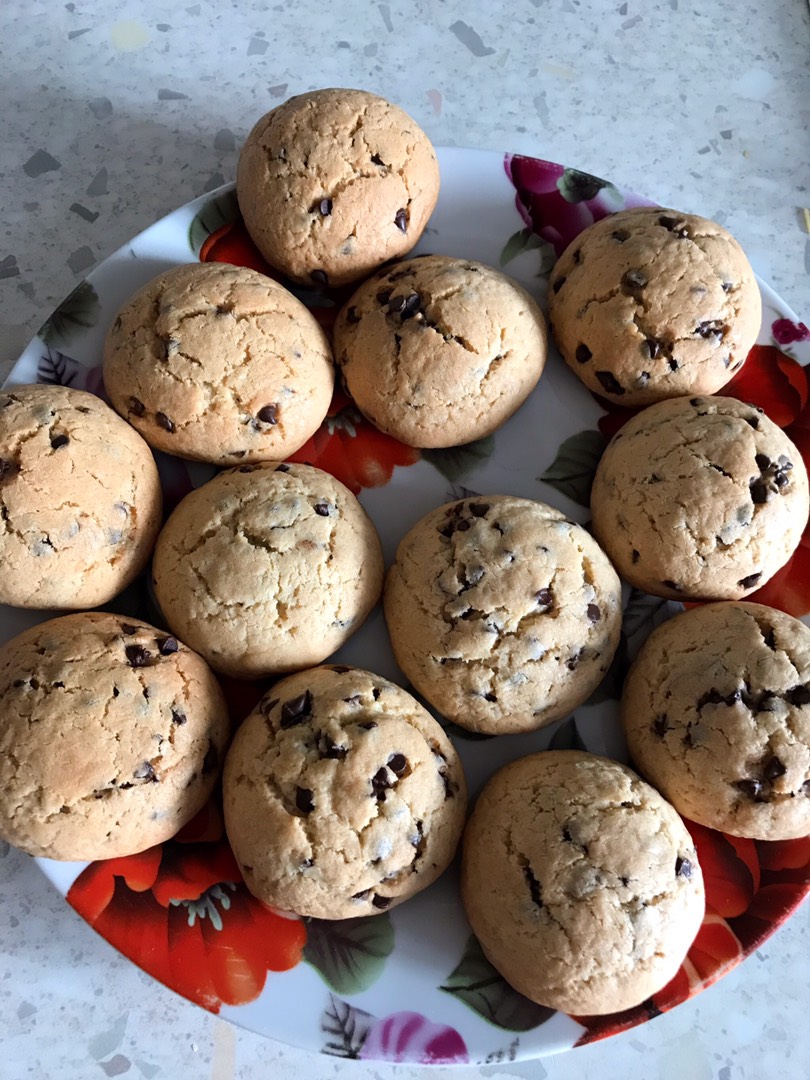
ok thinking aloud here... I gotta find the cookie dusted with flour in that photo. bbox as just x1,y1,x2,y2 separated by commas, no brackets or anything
0,384,161,609
384,497,622,734
236,88,440,287
591,396,809,600
548,206,761,406
622,602,810,840
0,613,230,861
461,751,705,1015
333,255,548,448
103,263,334,464
223,665,466,918
152,462,384,679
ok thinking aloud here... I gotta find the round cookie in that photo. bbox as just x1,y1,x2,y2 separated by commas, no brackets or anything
0,384,162,609
236,88,440,288
223,665,467,919
548,206,762,406
461,750,705,1015
622,602,810,840
384,496,622,734
103,262,334,464
333,255,548,448
590,395,809,600
0,612,230,861
152,462,384,679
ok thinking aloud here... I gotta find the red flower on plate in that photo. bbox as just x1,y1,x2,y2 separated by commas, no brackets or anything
723,344,809,427
67,802,306,1013
287,389,421,495
772,318,810,345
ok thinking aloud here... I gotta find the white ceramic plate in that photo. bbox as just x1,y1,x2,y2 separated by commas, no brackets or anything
6,147,810,1065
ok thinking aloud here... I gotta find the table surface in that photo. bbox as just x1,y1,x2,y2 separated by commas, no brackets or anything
2,2,809,1078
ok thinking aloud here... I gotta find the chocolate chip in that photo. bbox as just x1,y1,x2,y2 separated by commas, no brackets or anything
786,685,810,706
523,864,543,907
552,276,566,293
171,708,186,725
313,502,330,516
755,454,771,470
372,687,381,701
346,305,360,324
371,767,391,801
675,856,692,878
202,743,218,774
280,690,313,728
372,894,392,909
394,208,408,232
388,753,408,775
643,338,663,360
587,603,601,622
52,681,64,689
632,549,640,564
535,588,553,609
162,337,180,359
750,479,769,504
662,579,680,592
566,648,584,671
611,229,630,242
370,152,385,166
668,357,679,371
695,320,726,340
320,733,347,760
738,572,762,589
158,637,179,655
50,433,69,450
439,768,454,798
276,463,291,472
257,403,278,425
621,268,647,291
468,502,490,517
357,719,377,729
155,412,174,433
310,269,328,285
575,343,592,363
596,370,624,395
319,198,332,216
121,623,139,635
736,778,763,799
483,692,497,702
112,686,120,698
653,714,669,737
133,761,157,782
455,518,471,532
125,644,153,668
377,287,392,306
659,215,689,237
260,697,280,716
28,677,39,690
352,888,372,901
331,665,351,674
636,371,650,388
762,627,777,650
129,397,145,416
295,786,314,814
573,248,582,264
298,858,313,870
764,756,787,780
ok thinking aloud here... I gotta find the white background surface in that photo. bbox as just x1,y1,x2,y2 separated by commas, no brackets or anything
1,2,809,1078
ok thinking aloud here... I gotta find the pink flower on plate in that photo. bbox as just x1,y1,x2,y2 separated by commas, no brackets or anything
772,318,810,345
359,1011,469,1064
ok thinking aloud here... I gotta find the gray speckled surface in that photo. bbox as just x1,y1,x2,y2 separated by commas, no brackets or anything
1,1,809,1078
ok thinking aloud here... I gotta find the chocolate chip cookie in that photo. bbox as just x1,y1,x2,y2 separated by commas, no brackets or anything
461,750,705,1015
222,665,467,918
0,612,230,860
332,255,547,448
590,395,809,600
548,206,761,406
152,462,384,679
383,496,622,734
236,88,440,287
622,602,810,840
103,262,334,464
0,384,162,609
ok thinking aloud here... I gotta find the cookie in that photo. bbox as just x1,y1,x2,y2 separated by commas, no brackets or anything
152,462,384,679
461,750,705,1015
236,88,440,288
590,395,809,600
103,262,334,464
622,602,810,840
223,665,467,919
0,612,230,861
333,255,548,448
384,496,622,734
548,206,761,406
0,384,161,609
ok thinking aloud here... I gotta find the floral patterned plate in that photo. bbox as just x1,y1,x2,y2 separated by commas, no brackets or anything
6,148,810,1066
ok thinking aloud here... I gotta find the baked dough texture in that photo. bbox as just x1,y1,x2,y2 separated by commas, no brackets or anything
461,750,705,1015
223,664,467,918
622,602,810,840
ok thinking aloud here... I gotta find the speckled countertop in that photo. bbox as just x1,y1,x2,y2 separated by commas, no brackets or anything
1,2,809,1078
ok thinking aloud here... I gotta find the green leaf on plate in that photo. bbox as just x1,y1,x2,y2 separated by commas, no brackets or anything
38,281,100,346
585,632,630,706
439,935,555,1031
538,429,606,507
548,715,587,751
304,913,394,994
556,167,617,204
422,434,495,482
188,188,241,255
320,994,374,1059
621,587,683,644
499,227,543,267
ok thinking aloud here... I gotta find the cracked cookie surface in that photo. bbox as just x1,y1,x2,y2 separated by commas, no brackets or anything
591,395,809,600
548,206,761,406
236,88,440,287
460,750,705,1014
333,255,548,448
0,384,162,609
383,496,622,734
222,664,467,918
152,462,384,679
0,612,230,860
622,602,810,840
103,262,334,464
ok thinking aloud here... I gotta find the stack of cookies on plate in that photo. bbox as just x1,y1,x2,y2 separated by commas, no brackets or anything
0,86,807,1020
